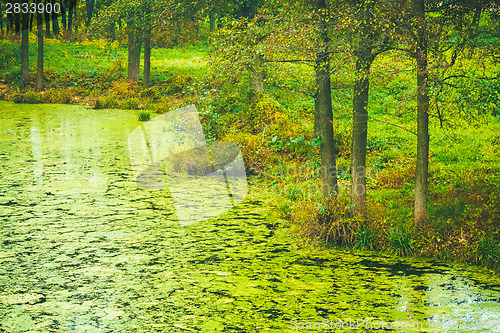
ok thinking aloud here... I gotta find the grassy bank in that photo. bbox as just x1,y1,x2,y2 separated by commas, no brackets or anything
0,38,206,113
1,36,500,272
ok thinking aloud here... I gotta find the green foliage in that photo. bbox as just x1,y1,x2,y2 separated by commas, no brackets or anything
271,135,321,157
122,97,140,109
387,225,414,256
355,225,375,251
164,71,195,95
248,94,281,124
199,105,225,141
24,91,41,104
311,196,360,246
138,110,151,121
477,235,500,268
140,87,162,101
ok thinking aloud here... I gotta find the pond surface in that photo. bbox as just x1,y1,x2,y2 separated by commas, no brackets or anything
1,101,500,332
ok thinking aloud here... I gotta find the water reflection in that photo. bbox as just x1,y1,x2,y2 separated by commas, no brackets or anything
27,110,109,194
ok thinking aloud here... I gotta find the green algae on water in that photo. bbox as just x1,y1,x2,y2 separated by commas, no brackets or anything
1,101,500,332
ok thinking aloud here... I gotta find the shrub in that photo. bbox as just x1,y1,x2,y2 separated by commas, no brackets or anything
387,225,414,256
12,92,26,103
140,87,162,101
25,91,41,104
149,101,170,114
292,195,359,246
477,235,500,268
245,93,282,130
355,225,376,250
120,97,140,110
199,105,225,141
111,80,137,98
165,72,195,95
97,94,118,109
103,59,125,82
138,110,151,121
42,89,74,104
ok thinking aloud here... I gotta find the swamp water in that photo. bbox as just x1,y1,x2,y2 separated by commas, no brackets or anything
1,101,500,332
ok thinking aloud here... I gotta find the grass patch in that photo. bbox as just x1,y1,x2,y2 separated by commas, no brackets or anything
138,110,151,121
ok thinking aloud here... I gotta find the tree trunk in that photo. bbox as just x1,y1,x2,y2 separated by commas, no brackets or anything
143,30,151,88
209,11,216,33
413,0,429,228
314,0,337,198
52,0,59,36
68,0,75,30
351,58,373,217
127,29,141,82
36,0,44,91
14,12,21,36
351,4,375,218
6,12,12,33
61,0,67,30
249,58,264,104
86,0,95,27
21,3,30,87
44,0,51,37
30,13,34,31
109,21,116,40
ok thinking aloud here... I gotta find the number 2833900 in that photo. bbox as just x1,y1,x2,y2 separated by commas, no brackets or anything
5,2,61,14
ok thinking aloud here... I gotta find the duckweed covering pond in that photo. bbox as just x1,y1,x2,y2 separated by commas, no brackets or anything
1,101,500,332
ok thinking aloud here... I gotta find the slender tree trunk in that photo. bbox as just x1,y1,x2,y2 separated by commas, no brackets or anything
209,11,216,33
0,2,3,34
44,0,51,37
30,13,34,31
314,0,337,198
127,29,141,82
52,0,59,36
36,0,44,91
61,0,67,30
68,0,75,30
14,13,21,36
143,30,151,88
413,0,429,228
351,58,373,217
6,12,12,33
86,0,95,27
109,21,116,40
21,2,30,87
351,4,375,218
